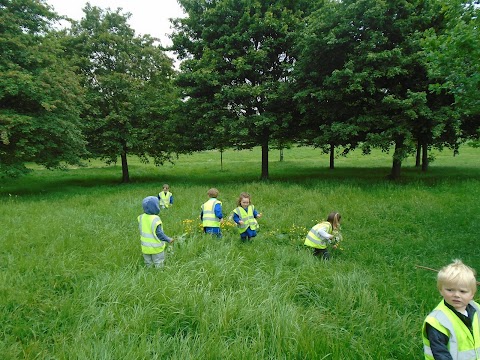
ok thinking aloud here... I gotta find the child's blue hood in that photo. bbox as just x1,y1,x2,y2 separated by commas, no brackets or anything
142,196,160,215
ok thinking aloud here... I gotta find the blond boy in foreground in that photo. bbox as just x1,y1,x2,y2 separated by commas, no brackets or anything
422,259,480,360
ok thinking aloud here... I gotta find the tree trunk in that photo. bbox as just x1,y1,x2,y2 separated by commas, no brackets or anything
329,143,335,169
391,157,402,179
421,143,429,172
389,141,403,180
220,149,223,171
415,142,421,167
279,148,284,162
261,130,269,180
121,151,129,183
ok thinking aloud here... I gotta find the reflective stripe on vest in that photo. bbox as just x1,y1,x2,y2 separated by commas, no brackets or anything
304,221,332,249
138,214,166,254
159,191,172,208
233,206,257,234
422,301,480,360
202,199,221,227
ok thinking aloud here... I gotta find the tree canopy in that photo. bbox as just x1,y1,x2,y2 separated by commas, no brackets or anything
65,4,177,182
0,0,86,177
171,0,310,179
422,0,480,147
423,0,480,117
1,0,478,180
294,0,459,178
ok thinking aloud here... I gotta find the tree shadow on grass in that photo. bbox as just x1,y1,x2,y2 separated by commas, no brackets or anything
1,163,479,198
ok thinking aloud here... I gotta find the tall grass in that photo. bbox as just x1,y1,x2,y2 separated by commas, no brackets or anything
1,146,479,359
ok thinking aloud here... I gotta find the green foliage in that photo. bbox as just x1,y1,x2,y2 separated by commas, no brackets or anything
0,0,87,177
1,146,479,358
172,0,310,179
64,5,177,182
293,0,459,178
2,0,478,185
422,0,480,118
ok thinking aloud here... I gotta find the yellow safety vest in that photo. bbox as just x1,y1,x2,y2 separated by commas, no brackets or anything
233,205,258,234
201,198,221,228
137,214,166,254
304,221,332,249
159,191,172,208
422,300,480,360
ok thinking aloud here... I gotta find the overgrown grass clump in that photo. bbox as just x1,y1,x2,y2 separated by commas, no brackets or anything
1,146,479,359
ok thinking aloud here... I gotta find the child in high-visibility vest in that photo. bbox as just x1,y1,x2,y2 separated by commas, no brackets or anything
200,188,224,237
157,183,173,209
138,196,174,267
232,192,262,242
422,259,480,360
304,212,341,260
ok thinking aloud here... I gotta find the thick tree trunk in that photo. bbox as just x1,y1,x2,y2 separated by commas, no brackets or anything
121,151,129,183
421,143,429,172
391,157,402,179
389,141,403,179
329,143,335,169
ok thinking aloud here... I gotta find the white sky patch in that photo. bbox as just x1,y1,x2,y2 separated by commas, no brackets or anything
45,0,185,48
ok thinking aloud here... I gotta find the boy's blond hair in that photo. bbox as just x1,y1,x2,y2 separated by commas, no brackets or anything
437,259,477,294
207,188,219,198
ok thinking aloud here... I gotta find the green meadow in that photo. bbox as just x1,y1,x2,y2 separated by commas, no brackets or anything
1,146,479,359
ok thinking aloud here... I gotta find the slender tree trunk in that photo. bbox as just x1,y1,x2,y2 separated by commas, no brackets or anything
415,142,421,167
421,143,429,172
279,148,284,162
121,151,129,183
261,130,269,180
220,149,223,171
329,143,335,169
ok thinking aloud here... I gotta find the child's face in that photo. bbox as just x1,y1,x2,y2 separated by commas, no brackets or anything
163,186,169,191
240,197,250,207
439,283,474,313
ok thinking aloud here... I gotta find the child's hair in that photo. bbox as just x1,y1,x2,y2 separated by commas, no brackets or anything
327,212,341,229
437,259,477,294
237,192,251,206
207,188,219,198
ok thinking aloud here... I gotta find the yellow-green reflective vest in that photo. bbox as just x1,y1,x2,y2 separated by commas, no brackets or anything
233,205,258,234
201,198,221,227
304,221,332,249
422,300,480,360
137,214,166,254
159,191,172,208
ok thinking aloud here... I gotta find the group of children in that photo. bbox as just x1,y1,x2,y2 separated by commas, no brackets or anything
138,185,479,360
199,188,263,241
138,186,262,268
138,185,341,265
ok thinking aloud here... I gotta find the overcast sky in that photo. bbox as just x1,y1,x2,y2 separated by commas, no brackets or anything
45,0,185,47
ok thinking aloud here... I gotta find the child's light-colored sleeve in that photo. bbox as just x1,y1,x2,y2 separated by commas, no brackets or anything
316,228,332,240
